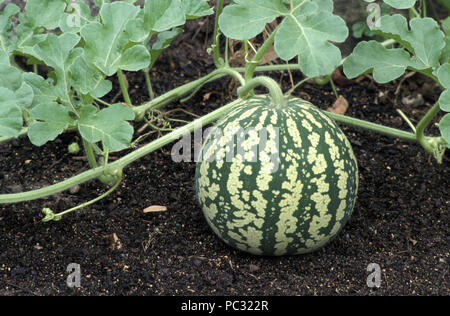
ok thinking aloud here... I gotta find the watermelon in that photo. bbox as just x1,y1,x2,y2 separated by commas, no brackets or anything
195,95,358,256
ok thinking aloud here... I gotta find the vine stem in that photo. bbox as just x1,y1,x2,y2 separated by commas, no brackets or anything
0,99,243,204
410,5,422,18
238,76,286,108
213,0,225,68
323,111,418,142
117,68,132,106
286,77,311,96
134,67,245,119
49,176,122,221
83,139,98,169
181,67,245,104
421,0,427,17
415,103,441,153
329,75,338,99
83,139,115,184
245,29,278,82
397,109,416,133
143,68,155,100
93,97,112,107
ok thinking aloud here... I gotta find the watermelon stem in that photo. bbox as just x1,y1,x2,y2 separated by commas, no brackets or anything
117,68,132,106
134,67,245,120
237,76,286,108
212,0,226,68
324,110,418,142
415,102,442,154
244,29,278,82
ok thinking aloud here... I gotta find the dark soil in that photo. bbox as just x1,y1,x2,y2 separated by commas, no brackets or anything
0,7,449,296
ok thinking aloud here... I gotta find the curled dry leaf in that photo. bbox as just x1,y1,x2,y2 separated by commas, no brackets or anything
143,205,168,213
327,95,349,115
332,68,354,87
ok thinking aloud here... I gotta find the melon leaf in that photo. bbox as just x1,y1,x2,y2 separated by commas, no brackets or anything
343,41,413,83
373,15,445,71
69,51,113,99
0,87,23,138
440,114,450,148
30,33,81,105
28,102,74,146
383,0,416,9
436,63,450,112
218,0,348,77
0,3,19,56
81,2,150,76
77,104,135,152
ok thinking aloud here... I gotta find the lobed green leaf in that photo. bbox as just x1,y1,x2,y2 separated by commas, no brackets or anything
81,2,150,76
23,72,65,108
77,104,135,152
343,40,413,83
182,0,214,19
0,51,8,65
23,0,67,30
436,63,450,111
0,87,23,138
28,102,74,146
374,15,445,71
0,63,34,110
383,0,416,9
441,17,450,64
69,51,113,98
440,114,450,147
0,3,19,56
144,0,186,33
12,0,66,56
219,0,348,77
219,0,288,40
31,33,81,104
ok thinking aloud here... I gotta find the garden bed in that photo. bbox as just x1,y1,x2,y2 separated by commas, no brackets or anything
0,14,449,295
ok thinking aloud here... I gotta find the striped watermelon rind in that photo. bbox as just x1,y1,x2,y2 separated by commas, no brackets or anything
195,95,359,256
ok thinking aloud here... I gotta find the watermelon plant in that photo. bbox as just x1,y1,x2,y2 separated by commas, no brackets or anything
0,0,448,255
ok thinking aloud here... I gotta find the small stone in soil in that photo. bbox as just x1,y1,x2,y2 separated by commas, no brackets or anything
69,185,80,194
